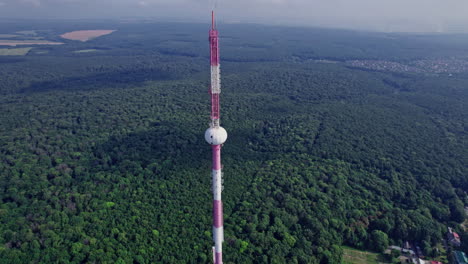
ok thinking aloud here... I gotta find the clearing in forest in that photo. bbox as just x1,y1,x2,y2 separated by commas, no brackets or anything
0,47,32,56
60,30,116,42
342,247,391,264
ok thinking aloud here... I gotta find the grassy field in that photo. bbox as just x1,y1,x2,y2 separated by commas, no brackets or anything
0,40,63,46
16,30,37,35
0,34,19,38
0,47,32,56
73,49,99,53
34,50,49,54
60,30,116,41
342,247,392,264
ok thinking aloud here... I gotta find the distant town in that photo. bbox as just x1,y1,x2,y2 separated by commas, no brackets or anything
346,59,468,75
385,226,467,264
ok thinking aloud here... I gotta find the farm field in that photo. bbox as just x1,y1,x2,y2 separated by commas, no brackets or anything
16,30,38,35
0,34,19,38
342,247,391,264
60,30,116,41
0,40,63,46
0,47,32,56
73,49,99,53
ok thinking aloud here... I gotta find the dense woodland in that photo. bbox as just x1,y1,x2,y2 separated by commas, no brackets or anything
0,20,467,263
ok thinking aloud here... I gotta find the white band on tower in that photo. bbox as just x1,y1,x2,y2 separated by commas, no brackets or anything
211,65,221,94
212,169,222,200
213,226,224,245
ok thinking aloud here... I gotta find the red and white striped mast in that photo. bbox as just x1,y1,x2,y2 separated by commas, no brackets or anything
204,10,227,264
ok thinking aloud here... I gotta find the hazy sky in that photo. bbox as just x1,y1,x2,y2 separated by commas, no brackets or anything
1,0,468,32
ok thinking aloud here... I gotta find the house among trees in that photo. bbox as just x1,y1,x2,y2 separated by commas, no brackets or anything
398,256,411,263
448,227,462,247
454,251,468,264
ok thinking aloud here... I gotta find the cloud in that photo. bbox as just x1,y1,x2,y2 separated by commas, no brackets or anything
0,2,5,6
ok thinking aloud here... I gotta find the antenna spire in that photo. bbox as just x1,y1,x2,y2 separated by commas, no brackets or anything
212,10,215,30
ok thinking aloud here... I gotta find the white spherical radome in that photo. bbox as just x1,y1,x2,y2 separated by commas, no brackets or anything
205,126,228,145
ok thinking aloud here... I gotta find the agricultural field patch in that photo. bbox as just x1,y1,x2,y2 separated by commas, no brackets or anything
0,40,64,46
0,34,19,38
60,30,116,42
16,30,38,36
342,247,391,264
0,47,32,56
73,49,99,53
34,50,49,54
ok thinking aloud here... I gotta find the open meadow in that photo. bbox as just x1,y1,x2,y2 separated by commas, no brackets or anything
0,47,32,56
0,34,19,38
60,30,116,41
0,40,63,46
342,247,391,264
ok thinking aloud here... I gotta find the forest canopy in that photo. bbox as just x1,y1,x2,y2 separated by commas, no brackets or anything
0,20,467,263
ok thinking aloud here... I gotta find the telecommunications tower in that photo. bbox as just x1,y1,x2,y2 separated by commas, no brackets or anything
204,10,227,264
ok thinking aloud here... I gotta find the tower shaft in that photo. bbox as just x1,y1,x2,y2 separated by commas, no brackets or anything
208,10,224,264
212,145,223,264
